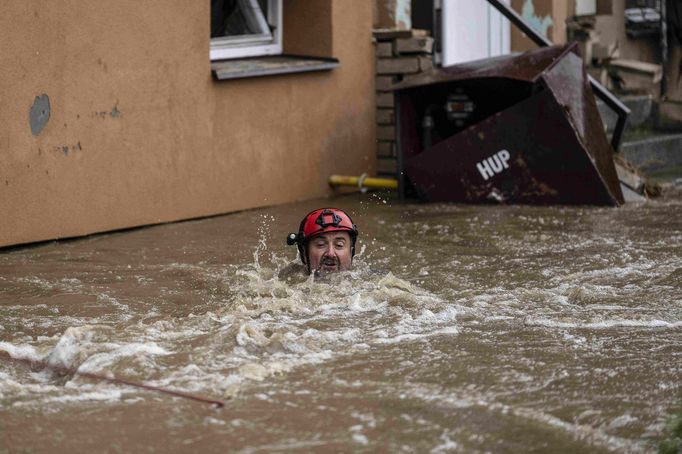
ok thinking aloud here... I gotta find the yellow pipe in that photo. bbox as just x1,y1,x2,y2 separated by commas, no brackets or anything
329,174,398,190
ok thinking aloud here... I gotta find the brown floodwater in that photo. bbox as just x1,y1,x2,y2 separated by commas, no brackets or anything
1,190,681,453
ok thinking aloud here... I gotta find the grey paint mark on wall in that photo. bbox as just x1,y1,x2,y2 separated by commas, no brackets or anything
57,141,82,156
94,104,122,119
30,94,51,136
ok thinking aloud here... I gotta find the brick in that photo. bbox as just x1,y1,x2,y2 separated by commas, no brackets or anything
597,0,612,14
377,141,395,157
401,73,421,84
376,42,393,58
377,157,398,175
377,57,420,75
373,28,430,40
418,55,433,72
396,37,434,54
373,29,413,40
376,109,394,125
377,125,395,141
376,92,394,108
375,76,396,91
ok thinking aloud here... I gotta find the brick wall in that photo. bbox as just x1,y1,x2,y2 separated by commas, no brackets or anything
373,29,434,177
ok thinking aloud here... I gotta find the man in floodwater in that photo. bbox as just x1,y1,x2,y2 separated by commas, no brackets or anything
286,208,358,276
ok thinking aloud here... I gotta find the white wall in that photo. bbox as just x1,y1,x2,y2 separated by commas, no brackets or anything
441,0,511,66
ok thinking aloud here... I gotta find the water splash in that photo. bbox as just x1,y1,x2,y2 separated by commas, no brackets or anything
0,244,452,408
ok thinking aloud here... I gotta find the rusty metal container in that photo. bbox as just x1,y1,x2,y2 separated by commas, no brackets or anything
392,44,624,205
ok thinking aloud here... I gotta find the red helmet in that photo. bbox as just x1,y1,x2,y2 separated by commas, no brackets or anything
286,208,358,266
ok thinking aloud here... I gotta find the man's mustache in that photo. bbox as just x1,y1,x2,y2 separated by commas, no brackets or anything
313,255,340,277
321,256,339,266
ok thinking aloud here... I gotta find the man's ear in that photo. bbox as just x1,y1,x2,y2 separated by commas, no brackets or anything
298,243,307,265
303,247,311,272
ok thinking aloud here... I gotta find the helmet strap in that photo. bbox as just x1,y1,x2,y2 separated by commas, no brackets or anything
315,209,343,229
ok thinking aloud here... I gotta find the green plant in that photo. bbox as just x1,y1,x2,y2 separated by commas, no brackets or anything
659,400,682,454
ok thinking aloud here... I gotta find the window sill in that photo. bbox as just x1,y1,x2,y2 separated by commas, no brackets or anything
211,54,340,81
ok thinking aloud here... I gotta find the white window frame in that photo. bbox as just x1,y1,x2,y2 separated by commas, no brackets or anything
210,0,283,61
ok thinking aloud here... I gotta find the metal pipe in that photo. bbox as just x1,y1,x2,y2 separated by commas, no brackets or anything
485,0,631,151
396,95,406,200
661,0,669,98
329,174,398,190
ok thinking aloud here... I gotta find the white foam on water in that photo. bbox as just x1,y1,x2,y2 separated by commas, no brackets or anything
16,276,59,291
525,317,682,329
583,304,632,311
0,323,174,406
12,389,123,406
45,327,94,370
374,333,426,344
3,246,458,407
204,416,226,426
15,275,87,295
2,303,50,311
430,431,460,453
487,403,647,453
0,341,42,362
398,382,647,453
97,293,130,313
76,342,170,374
373,325,458,345
0,372,52,402
550,259,667,287
351,433,369,445
603,413,639,431
234,439,330,453
149,257,460,399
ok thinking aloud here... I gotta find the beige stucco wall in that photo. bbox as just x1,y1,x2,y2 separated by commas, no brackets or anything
0,0,376,247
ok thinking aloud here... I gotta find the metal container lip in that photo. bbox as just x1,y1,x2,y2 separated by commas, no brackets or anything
390,44,578,92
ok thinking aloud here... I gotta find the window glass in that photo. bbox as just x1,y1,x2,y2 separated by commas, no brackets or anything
211,0,270,39
210,0,282,60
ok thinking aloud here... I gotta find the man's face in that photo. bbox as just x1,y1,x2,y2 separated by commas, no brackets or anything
306,231,353,274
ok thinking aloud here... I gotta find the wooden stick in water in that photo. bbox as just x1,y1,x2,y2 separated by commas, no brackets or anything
0,351,226,408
